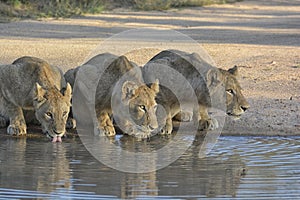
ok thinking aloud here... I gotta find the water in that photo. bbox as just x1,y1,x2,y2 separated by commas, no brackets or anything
0,133,300,199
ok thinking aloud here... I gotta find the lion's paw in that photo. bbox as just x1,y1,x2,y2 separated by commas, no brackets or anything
198,118,219,131
160,120,173,135
160,118,173,135
66,118,76,129
174,111,193,122
7,124,27,136
99,125,116,137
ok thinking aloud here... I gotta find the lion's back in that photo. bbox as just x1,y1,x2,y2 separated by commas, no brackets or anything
12,56,66,90
0,56,67,109
144,49,249,118
65,53,143,111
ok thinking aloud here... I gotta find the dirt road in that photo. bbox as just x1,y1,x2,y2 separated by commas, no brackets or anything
0,0,299,135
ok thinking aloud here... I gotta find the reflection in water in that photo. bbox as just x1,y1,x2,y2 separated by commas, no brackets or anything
0,137,71,194
156,133,246,198
0,133,300,199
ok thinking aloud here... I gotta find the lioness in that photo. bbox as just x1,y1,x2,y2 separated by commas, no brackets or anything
143,49,249,134
0,56,72,142
65,53,159,139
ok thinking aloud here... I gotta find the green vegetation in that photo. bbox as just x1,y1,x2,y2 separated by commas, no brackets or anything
0,0,106,19
0,0,242,19
132,0,243,11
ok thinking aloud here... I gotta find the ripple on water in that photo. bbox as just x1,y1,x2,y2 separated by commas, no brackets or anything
0,135,300,199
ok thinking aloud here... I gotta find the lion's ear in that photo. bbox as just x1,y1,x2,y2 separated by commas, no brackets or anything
151,79,159,94
206,69,222,89
228,66,238,76
34,83,46,103
122,81,138,103
63,83,72,101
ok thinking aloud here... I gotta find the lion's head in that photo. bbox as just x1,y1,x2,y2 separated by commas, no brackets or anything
33,83,72,142
220,66,250,116
118,80,159,138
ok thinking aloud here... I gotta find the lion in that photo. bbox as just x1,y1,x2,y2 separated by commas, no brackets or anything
64,53,159,139
0,56,72,142
143,49,250,134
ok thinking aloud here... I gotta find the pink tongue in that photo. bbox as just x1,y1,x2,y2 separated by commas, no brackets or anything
52,136,62,143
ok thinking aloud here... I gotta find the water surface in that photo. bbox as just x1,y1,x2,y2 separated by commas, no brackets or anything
0,133,300,199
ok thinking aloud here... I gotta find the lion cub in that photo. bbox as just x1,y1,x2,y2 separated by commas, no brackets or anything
65,53,159,139
0,56,72,142
143,49,249,134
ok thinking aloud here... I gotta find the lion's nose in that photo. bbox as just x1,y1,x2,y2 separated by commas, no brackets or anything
241,104,250,112
149,122,159,131
53,129,64,135
149,126,156,131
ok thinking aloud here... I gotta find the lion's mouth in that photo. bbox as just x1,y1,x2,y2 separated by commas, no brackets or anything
227,112,240,116
139,125,157,134
46,131,64,143
130,125,153,139
51,135,62,142
227,112,242,120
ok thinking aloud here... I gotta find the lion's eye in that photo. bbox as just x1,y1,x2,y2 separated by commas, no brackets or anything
227,89,235,95
139,105,146,111
45,112,53,118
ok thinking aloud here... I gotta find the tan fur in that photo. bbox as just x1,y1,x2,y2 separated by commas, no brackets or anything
0,56,72,139
220,66,250,117
65,53,159,139
143,50,250,134
117,81,159,138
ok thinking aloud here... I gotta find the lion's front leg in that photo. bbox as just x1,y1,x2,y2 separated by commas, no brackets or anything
65,109,76,129
66,117,76,129
97,111,116,137
197,105,219,131
160,114,173,135
6,104,27,135
157,105,174,135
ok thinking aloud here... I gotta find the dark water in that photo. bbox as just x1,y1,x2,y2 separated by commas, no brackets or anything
0,133,300,199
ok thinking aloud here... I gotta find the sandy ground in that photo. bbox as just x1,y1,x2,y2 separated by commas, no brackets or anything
0,0,299,136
